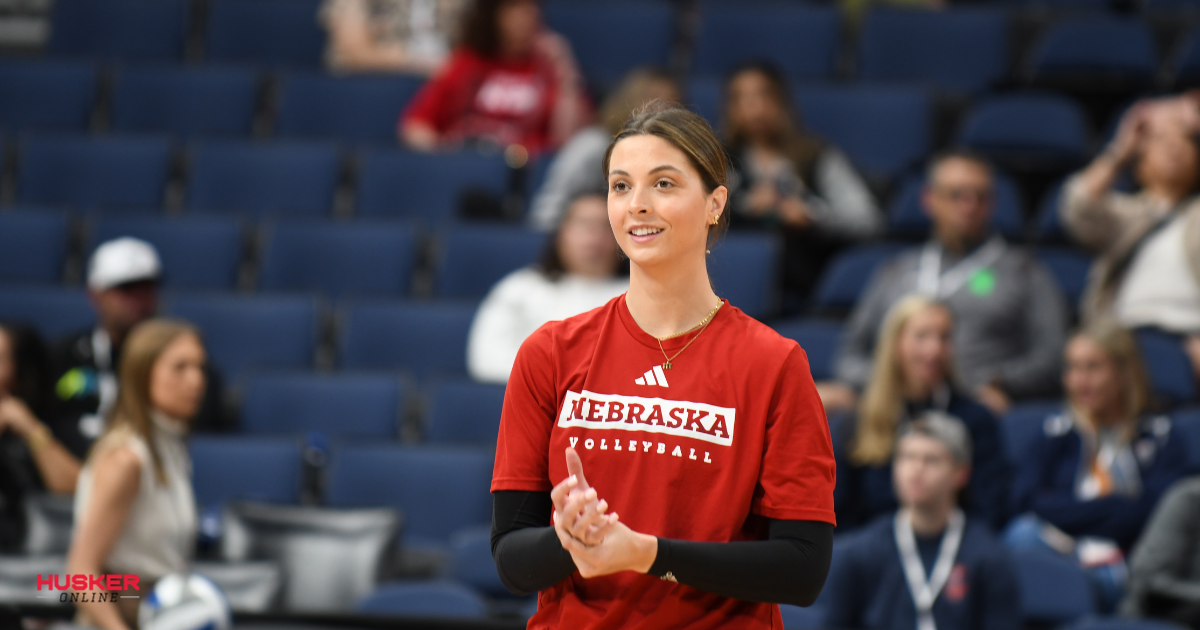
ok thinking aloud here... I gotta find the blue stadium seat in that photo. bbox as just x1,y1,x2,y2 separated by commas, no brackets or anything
811,243,907,313
1000,402,1063,466
186,140,340,218
339,301,475,377
328,445,494,546
241,373,404,440
685,76,722,129
1174,28,1200,86
543,1,674,91
110,65,258,138
1137,329,1199,405
189,435,302,509
1067,618,1193,630
957,93,1090,170
887,171,1024,239
205,0,325,67
356,580,489,618
1172,408,1200,472
357,149,510,221
449,526,507,597
425,380,506,445
1034,247,1091,308
0,287,93,340
1013,548,1096,625
708,232,779,319
692,4,840,82
260,221,418,297
88,216,242,290
166,294,318,380
859,8,1009,94
434,226,544,299
780,603,822,630
793,86,932,182
48,0,188,61
1030,17,1157,88
18,135,171,210
771,320,843,382
1035,179,1068,241
0,60,97,133
275,73,423,144
0,210,70,284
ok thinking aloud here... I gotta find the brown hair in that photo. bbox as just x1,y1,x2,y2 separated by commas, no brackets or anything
603,100,731,251
460,0,533,59
1068,319,1151,432
96,318,202,485
723,62,824,182
600,67,680,135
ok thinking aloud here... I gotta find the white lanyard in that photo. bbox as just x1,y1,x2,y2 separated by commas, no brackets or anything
81,328,119,439
894,508,966,630
917,236,1006,299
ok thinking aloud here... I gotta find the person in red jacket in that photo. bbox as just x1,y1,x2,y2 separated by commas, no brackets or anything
399,0,591,156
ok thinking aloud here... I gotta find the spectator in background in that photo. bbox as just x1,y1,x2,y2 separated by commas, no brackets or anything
68,320,204,630
1122,476,1200,629
1060,97,1200,386
320,0,466,74
51,238,227,463
824,413,1020,630
468,192,627,382
824,150,1067,416
723,62,883,308
400,0,592,155
528,67,680,231
834,295,1008,531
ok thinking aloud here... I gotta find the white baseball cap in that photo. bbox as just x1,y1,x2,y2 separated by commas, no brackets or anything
87,237,163,291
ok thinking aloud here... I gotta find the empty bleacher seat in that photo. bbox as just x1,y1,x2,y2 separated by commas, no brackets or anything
241,373,404,440
543,1,675,91
887,171,1025,239
205,0,326,67
448,526,507,597
1029,17,1157,89
686,76,721,129
18,135,171,210
275,73,423,144
1066,617,1194,630
793,86,932,182
811,243,907,314
708,232,780,319
110,65,259,138
0,210,70,284
0,287,93,340
1035,179,1068,241
425,380,506,445
1034,247,1091,308
260,221,418,297
340,301,475,377
957,93,1090,172
434,226,544,299
771,320,844,382
0,60,97,133
166,294,318,380
1012,548,1096,626
357,149,510,221
1174,28,1200,87
48,0,188,61
88,216,243,290
1137,329,1199,405
186,140,340,218
859,8,1009,94
189,435,303,509
356,580,489,618
692,4,840,82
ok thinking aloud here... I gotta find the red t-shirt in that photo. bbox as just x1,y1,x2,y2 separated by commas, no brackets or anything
402,47,559,153
492,295,837,630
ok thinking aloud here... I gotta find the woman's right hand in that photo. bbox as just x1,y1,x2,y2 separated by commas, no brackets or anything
1104,102,1148,166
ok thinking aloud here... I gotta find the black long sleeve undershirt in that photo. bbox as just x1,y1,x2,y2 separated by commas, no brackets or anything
490,490,833,607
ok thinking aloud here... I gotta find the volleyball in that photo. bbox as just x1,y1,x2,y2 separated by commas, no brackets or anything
138,573,232,630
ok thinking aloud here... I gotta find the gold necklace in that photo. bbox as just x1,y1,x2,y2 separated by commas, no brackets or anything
655,301,723,370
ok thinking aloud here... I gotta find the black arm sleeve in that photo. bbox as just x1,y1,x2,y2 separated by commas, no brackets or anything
490,490,834,606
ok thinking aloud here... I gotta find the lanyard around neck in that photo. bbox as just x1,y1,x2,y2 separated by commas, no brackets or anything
917,236,1006,299
894,508,966,630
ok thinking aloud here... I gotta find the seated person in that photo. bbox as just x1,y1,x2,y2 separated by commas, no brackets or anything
400,0,591,155
320,0,466,74
824,413,1020,630
1060,97,1200,386
529,67,680,231
1121,476,1200,629
834,295,1008,531
723,61,883,306
468,192,628,382
825,150,1068,415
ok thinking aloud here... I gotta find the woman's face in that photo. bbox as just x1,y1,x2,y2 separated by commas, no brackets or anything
726,70,785,141
558,195,620,279
607,134,725,270
496,0,541,57
1064,335,1124,422
1136,133,1200,194
0,328,13,397
896,306,954,395
149,333,207,422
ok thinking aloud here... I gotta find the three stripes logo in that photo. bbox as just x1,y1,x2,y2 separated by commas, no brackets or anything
635,365,670,388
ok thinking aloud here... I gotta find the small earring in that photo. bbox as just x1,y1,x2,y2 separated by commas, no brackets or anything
705,249,711,254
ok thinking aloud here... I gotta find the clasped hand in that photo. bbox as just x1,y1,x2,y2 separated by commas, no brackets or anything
550,447,657,579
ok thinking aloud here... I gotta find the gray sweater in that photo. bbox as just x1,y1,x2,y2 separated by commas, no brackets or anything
834,238,1068,398
1122,476,1200,615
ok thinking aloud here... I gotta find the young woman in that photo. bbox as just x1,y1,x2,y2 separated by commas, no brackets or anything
67,320,206,630
833,295,1008,531
490,103,836,629
468,192,629,383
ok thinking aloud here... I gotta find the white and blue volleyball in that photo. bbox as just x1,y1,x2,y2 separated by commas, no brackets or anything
138,573,232,630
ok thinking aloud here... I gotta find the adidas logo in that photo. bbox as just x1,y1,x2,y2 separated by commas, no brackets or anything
634,365,670,388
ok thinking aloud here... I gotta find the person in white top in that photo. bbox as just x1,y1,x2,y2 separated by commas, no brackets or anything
468,192,629,382
67,319,206,630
